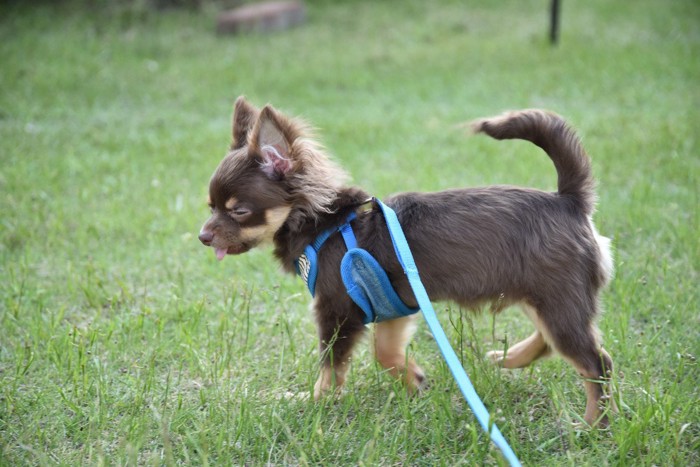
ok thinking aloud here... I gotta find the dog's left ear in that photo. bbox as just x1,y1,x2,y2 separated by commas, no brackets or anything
250,105,295,179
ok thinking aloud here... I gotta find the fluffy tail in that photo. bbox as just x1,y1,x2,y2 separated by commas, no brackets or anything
471,110,596,215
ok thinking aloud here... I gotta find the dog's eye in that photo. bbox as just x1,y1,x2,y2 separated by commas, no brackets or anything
231,207,251,219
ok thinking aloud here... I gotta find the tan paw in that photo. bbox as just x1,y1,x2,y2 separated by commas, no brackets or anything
486,349,505,365
407,364,429,394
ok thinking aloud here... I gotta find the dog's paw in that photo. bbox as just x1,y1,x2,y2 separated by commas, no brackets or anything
313,382,329,401
313,385,343,402
572,415,610,430
271,390,311,401
406,365,429,395
313,370,346,401
485,350,505,366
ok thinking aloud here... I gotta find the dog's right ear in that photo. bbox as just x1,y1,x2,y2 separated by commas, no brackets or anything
231,96,260,149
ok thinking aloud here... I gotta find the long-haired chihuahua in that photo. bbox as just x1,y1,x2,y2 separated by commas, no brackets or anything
199,97,616,426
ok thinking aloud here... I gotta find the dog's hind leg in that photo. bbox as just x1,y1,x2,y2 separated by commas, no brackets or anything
567,343,615,427
374,315,427,393
576,346,616,426
529,299,616,427
486,330,551,369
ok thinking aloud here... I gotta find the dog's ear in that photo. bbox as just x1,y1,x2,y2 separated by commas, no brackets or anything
231,96,260,149
250,105,295,179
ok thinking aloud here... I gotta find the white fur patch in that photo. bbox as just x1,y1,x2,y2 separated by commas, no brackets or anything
590,219,614,285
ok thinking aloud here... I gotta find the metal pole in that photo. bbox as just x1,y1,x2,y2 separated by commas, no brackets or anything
550,0,561,45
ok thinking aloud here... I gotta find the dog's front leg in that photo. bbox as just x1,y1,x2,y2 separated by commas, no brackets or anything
313,297,366,400
374,315,427,393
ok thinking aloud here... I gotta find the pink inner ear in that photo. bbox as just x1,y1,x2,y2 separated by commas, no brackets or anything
260,144,292,178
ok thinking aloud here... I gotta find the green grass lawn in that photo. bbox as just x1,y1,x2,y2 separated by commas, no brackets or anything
1,0,698,464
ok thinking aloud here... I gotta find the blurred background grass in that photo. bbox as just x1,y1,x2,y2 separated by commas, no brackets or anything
1,0,698,464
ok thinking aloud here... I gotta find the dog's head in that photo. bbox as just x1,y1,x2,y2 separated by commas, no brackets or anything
198,97,347,260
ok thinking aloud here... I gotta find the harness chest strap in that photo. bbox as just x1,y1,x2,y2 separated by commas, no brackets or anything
294,209,418,324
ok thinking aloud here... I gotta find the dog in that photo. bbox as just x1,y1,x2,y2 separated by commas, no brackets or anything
199,97,616,427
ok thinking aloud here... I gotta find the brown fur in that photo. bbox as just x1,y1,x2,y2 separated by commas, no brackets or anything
199,98,616,426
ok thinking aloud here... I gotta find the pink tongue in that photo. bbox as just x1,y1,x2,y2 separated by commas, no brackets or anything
215,248,227,261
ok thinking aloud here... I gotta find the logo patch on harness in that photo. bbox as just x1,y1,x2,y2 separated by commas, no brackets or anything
297,253,311,286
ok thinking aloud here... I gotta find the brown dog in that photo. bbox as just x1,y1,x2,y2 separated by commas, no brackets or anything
199,97,616,426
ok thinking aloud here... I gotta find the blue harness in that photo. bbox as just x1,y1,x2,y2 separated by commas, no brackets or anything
294,198,520,467
295,210,418,324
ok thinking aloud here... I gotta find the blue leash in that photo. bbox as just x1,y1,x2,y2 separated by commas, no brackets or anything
374,198,521,467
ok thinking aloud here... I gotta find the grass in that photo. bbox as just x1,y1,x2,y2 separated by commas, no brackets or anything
1,0,698,464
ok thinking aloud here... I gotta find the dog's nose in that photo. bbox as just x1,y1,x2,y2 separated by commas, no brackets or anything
198,230,214,246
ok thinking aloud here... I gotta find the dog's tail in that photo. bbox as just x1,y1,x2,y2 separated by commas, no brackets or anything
471,110,596,215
